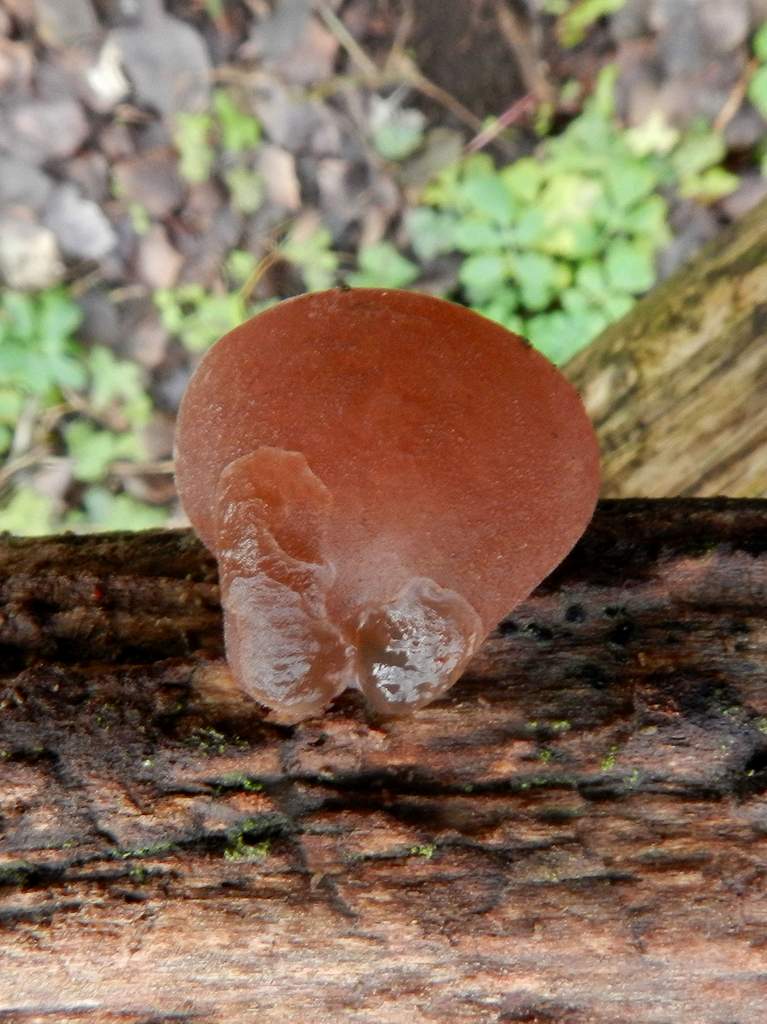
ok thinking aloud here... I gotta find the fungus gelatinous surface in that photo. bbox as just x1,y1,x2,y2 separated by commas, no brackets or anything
175,288,600,722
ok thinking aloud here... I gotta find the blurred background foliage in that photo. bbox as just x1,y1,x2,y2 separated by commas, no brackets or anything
1,0,766,535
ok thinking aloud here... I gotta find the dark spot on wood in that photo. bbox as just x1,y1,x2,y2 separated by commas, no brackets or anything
499,991,582,1022
744,749,767,775
114,887,150,903
567,662,611,690
738,748,767,795
0,644,26,674
564,603,586,623
23,598,58,622
4,745,57,767
659,310,687,332
0,899,82,926
751,303,767,335
524,622,554,642
740,531,767,557
535,806,582,824
608,620,636,646
604,605,626,618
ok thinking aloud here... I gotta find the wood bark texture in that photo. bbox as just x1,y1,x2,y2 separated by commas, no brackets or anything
564,198,767,498
0,498,766,1023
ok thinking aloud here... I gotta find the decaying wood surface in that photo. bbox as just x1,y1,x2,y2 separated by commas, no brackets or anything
1,499,766,1024
565,198,767,498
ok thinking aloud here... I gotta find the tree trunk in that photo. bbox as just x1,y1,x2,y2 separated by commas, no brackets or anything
1,498,766,1023
564,198,767,498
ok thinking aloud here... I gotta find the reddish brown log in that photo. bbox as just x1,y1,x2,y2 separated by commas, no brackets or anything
0,499,766,1023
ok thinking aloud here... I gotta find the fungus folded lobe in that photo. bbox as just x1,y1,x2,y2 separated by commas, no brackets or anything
175,288,600,722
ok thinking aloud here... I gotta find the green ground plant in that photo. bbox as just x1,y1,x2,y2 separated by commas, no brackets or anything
0,61,749,534
0,288,163,534
403,67,736,363
154,230,340,352
748,23,767,176
544,0,627,47
174,88,264,214
155,249,275,352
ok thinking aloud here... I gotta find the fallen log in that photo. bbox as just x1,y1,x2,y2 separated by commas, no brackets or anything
0,498,766,1023
565,198,767,497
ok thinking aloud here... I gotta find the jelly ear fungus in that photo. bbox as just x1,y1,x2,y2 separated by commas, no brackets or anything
175,288,600,723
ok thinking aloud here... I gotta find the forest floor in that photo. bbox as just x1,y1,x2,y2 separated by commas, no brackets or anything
1,0,766,532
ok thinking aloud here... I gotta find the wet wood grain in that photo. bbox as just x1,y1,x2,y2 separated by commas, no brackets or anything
0,499,766,1023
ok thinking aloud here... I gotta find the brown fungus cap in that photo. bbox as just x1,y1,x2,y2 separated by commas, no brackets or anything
175,288,600,722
